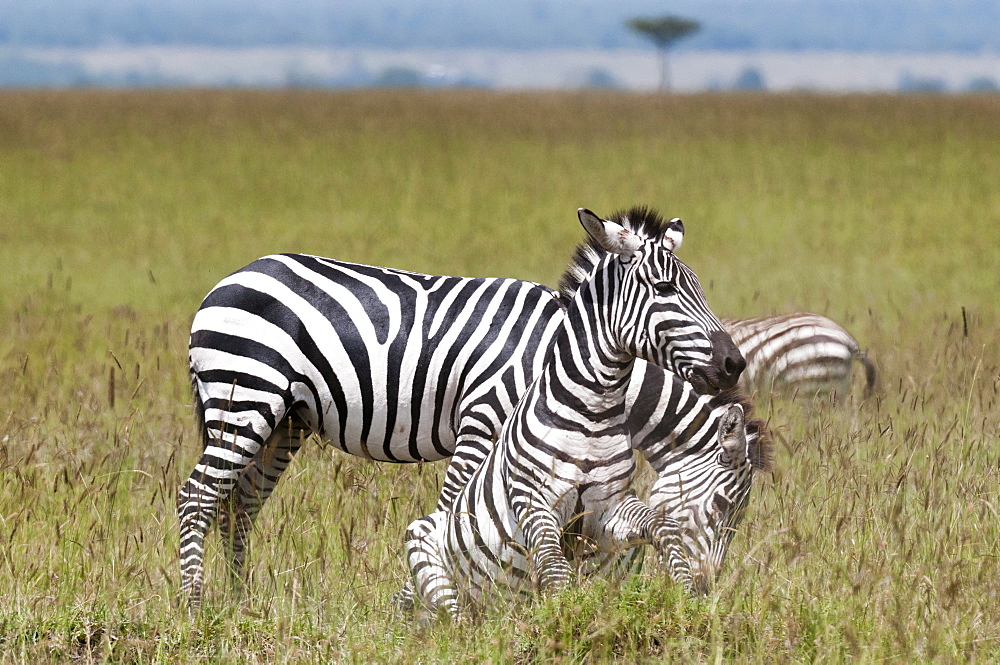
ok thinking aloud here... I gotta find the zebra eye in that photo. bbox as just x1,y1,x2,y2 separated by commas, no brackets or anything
654,281,677,297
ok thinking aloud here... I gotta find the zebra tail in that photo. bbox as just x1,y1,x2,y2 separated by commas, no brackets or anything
857,351,878,396
190,373,210,449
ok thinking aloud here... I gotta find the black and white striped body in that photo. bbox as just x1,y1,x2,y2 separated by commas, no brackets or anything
179,254,563,606
404,208,745,619
724,313,876,397
393,361,771,612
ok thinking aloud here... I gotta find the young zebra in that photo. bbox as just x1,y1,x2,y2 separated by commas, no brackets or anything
394,362,772,612
626,364,771,591
522,371,772,591
178,207,743,607
404,208,744,619
723,313,876,397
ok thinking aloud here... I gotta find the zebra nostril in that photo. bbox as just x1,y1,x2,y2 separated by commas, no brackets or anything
709,330,745,384
726,351,746,378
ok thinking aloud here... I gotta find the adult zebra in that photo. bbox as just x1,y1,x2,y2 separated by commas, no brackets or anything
179,255,563,607
178,206,743,607
404,208,744,619
723,313,876,397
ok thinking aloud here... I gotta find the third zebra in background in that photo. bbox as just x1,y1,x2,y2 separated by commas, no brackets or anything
723,313,877,399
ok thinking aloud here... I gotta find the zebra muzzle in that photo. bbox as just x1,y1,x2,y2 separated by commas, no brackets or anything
688,330,745,394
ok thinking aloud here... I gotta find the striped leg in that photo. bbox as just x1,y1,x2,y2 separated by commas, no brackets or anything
178,384,285,609
218,412,308,593
404,513,467,622
389,582,417,615
435,436,493,512
395,420,497,610
602,496,693,592
178,435,263,608
515,498,574,593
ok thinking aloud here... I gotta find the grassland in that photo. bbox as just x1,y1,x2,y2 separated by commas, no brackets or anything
0,90,998,663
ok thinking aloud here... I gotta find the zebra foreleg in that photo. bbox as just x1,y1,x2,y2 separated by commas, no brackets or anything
436,424,496,512
392,428,495,610
514,498,574,594
600,496,693,593
436,451,487,512
404,513,468,623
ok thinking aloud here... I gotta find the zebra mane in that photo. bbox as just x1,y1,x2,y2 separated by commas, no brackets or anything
708,388,774,473
557,206,675,305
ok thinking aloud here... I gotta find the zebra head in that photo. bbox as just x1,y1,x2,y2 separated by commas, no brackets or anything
646,399,770,592
573,207,745,393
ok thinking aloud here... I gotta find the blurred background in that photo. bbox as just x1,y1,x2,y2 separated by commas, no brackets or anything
1,0,998,93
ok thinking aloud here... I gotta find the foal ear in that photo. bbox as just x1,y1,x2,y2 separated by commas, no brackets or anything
578,208,643,259
719,404,747,465
663,218,684,252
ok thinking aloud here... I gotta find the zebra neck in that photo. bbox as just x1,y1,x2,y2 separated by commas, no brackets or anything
629,367,718,475
539,294,635,424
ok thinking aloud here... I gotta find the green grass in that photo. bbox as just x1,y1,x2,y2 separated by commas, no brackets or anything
0,90,998,662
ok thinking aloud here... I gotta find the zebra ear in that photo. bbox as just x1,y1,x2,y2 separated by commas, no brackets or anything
719,404,747,465
663,218,684,252
578,208,643,259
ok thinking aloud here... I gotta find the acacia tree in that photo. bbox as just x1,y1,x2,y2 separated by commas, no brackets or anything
627,16,701,91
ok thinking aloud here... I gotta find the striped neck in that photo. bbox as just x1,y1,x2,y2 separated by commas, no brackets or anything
540,259,635,423
628,368,717,475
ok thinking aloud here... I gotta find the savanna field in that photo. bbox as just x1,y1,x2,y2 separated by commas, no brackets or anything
0,90,998,663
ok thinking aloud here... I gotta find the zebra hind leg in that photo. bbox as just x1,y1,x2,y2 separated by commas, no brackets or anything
857,350,878,395
177,391,283,610
218,411,308,597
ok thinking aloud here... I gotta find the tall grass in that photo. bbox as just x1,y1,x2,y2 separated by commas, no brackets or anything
0,90,997,662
